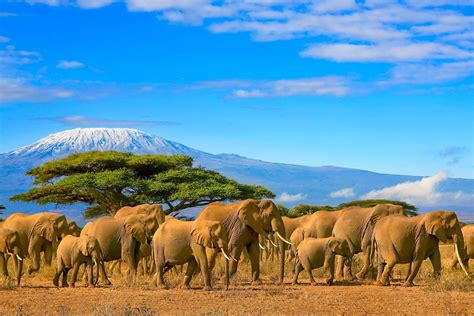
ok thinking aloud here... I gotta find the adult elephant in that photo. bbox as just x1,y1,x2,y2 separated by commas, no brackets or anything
81,215,149,285
153,218,231,290
374,211,469,286
2,213,60,275
115,204,166,226
450,224,473,270
197,199,291,284
0,227,25,286
332,204,406,280
68,220,81,237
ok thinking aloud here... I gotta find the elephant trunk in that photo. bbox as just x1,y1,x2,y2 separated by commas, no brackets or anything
453,231,470,277
271,219,287,284
225,253,230,290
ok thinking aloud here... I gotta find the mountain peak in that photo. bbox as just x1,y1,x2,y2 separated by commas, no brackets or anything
5,127,200,159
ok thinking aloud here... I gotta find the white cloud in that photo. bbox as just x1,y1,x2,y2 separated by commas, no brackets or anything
275,192,307,203
330,188,355,198
231,77,350,98
301,43,473,62
0,45,40,65
0,12,18,17
0,36,10,43
362,172,474,206
77,0,113,9
0,78,74,103
387,61,474,84
57,60,85,69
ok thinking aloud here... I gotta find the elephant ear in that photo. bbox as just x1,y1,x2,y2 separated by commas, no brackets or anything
425,216,448,243
38,220,58,242
124,220,147,244
327,238,340,253
79,238,89,257
237,200,264,234
191,220,218,248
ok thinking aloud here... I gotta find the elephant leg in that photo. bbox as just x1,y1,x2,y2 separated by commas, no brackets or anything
70,263,81,287
0,254,7,278
343,257,355,281
404,263,412,282
404,259,423,287
28,246,42,275
429,249,441,279
356,250,370,280
156,258,167,288
247,241,261,284
376,262,386,284
380,260,396,286
292,261,303,285
335,255,344,280
183,258,198,289
53,260,63,287
62,268,70,288
228,245,244,277
43,243,53,266
324,255,336,285
192,244,212,291
100,261,112,285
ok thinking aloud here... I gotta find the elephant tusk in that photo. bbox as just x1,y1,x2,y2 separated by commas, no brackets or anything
230,255,238,262
220,248,231,261
454,242,470,277
258,242,266,250
267,236,277,248
16,254,22,261
275,231,292,245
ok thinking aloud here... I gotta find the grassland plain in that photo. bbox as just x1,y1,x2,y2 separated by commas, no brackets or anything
0,245,472,315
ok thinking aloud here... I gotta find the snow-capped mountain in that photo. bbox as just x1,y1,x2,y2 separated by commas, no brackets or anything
1,128,473,222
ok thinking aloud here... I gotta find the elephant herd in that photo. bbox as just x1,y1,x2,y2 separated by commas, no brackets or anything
0,200,472,290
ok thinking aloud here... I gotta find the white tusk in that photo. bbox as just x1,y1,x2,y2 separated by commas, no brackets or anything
16,254,22,261
258,242,266,250
230,255,238,262
267,237,277,248
454,243,470,277
276,231,292,245
220,248,231,261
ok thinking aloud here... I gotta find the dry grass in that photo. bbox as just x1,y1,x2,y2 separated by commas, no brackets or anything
0,244,472,315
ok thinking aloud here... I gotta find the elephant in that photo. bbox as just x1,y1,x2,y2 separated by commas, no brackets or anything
0,227,25,286
68,221,81,237
196,199,291,284
153,218,231,290
2,212,61,275
282,215,309,240
293,237,351,285
374,211,469,286
332,204,406,280
53,235,104,288
115,204,166,226
80,215,149,285
451,224,474,269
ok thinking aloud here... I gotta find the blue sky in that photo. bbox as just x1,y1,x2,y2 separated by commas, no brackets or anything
0,0,473,179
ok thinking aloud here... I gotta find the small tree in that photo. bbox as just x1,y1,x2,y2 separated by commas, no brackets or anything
276,204,290,217
338,199,418,216
287,204,337,218
11,151,274,218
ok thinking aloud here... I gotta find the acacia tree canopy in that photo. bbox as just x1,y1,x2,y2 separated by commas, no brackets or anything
11,151,274,218
284,199,418,218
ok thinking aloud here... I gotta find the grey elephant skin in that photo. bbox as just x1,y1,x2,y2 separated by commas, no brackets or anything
0,227,25,286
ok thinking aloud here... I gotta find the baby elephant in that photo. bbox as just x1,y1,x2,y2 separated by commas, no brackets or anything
53,235,103,288
293,237,351,285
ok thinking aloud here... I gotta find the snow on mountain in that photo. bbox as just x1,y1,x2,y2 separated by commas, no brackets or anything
1,128,473,222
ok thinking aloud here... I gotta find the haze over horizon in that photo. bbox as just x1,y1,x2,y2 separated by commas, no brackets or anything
1,1,473,180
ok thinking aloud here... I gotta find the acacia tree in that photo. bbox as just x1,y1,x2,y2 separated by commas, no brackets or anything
285,199,418,218
11,151,274,218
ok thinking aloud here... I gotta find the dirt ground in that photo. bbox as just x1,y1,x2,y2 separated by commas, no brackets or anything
1,245,473,315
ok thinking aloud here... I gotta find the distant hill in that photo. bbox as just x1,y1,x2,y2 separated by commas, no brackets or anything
1,128,472,223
